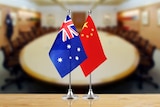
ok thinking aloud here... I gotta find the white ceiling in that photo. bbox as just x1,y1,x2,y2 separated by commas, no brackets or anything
29,0,128,6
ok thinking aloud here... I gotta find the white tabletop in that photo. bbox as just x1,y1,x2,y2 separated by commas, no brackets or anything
20,31,139,86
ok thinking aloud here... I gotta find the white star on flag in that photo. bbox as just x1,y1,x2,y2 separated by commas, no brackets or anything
58,57,63,63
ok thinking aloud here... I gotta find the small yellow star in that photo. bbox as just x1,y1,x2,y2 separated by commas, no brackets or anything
90,33,93,36
91,28,94,31
81,34,84,37
86,35,89,38
82,22,88,30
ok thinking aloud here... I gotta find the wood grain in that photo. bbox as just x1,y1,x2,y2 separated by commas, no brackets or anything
0,94,160,107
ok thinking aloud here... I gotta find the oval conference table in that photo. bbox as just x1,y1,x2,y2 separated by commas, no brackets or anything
19,31,139,86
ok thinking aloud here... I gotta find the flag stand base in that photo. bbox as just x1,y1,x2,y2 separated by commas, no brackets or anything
83,89,98,99
62,89,78,100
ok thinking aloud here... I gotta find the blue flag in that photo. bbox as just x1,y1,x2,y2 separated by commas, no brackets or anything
49,15,87,78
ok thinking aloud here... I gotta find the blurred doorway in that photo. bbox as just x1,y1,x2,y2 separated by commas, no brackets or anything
72,12,86,32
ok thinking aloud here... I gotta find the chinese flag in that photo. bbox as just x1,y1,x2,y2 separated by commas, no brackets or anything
80,15,107,77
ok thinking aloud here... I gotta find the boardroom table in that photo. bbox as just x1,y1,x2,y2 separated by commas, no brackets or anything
19,31,139,86
0,94,160,107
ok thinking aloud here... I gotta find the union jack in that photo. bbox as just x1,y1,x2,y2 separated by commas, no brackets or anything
59,15,79,42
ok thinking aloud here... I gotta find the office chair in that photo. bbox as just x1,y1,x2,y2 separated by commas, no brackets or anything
1,45,23,90
136,42,158,89
125,30,138,42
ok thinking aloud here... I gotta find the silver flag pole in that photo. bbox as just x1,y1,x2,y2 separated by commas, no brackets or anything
83,10,98,99
62,10,78,100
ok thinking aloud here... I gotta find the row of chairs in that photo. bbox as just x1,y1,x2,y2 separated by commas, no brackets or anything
99,26,158,89
1,44,23,90
1,26,58,90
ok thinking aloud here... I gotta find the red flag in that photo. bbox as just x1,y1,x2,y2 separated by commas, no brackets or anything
80,15,107,77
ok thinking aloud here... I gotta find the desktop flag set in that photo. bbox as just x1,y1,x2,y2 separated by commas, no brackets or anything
49,13,107,78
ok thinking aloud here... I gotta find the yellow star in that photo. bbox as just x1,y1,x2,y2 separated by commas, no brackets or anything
90,33,93,36
91,28,94,31
81,34,84,37
86,35,89,38
82,22,88,30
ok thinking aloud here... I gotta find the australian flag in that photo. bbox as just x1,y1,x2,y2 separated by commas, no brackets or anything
49,15,87,78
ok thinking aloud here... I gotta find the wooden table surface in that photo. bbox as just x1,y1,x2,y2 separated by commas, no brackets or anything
0,94,160,107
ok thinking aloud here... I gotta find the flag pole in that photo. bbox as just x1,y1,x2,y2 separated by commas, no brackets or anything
83,10,98,99
62,10,78,100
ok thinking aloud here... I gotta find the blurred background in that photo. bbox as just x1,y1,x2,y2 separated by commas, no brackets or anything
0,0,160,93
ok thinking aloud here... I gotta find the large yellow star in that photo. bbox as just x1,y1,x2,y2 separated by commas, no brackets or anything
82,22,88,30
